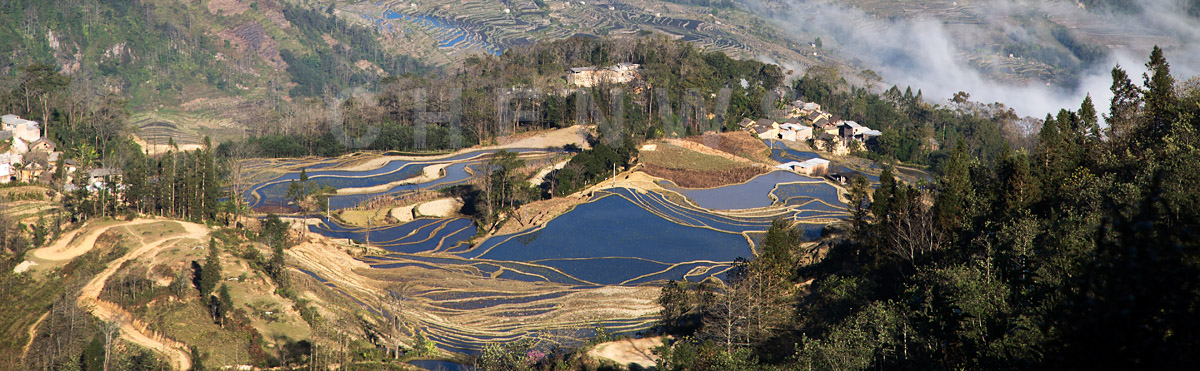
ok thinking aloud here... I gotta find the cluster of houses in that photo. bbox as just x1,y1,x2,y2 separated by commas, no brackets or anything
1,114,63,184
741,101,882,157
1,114,121,192
567,63,641,88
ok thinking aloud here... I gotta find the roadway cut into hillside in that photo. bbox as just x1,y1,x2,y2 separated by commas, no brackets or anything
30,219,166,262
66,219,207,371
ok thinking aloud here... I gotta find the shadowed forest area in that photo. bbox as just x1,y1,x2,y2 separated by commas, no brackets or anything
644,46,1200,370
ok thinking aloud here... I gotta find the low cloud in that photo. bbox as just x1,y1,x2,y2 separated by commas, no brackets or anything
739,0,1200,119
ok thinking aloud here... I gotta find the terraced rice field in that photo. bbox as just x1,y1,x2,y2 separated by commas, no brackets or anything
346,0,800,65
767,142,883,183
261,143,851,353
312,217,476,253
243,148,556,210
660,170,831,210
298,180,845,351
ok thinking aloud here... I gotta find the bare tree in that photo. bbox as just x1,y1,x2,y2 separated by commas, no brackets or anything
225,141,259,221
101,315,125,371
380,283,419,359
702,283,751,353
886,192,942,268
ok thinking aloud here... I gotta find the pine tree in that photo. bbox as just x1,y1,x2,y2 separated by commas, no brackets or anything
199,238,221,297
1079,94,1101,140
934,140,971,232
1142,45,1177,143
996,147,1039,219
213,284,233,327
847,174,872,234
1105,65,1142,144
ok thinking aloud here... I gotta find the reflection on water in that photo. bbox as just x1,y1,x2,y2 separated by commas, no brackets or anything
245,148,553,210
292,147,859,353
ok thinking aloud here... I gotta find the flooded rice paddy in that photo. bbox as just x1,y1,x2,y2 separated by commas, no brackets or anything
249,146,852,352
245,148,552,210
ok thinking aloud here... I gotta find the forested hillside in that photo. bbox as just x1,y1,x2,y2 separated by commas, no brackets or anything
0,0,427,108
793,66,1032,168
220,35,785,157
650,46,1200,370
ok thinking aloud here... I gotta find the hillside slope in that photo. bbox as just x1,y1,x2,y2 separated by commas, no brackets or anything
0,0,430,111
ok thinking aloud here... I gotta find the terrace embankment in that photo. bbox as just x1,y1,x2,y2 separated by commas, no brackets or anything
334,162,452,195
287,232,662,351
686,131,774,163
332,125,589,173
480,165,679,241
640,139,770,188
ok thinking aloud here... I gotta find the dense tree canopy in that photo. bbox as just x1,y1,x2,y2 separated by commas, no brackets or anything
653,46,1200,370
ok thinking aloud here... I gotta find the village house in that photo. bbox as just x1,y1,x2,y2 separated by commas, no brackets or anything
776,157,831,176
858,129,883,143
814,117,838,135
839,120,883,144
0,154,11,184
15,160,49,183
10,137,29,154
789,100,823,117
751,119,780,140
1,114,67,184
813,132,850,156
2,114,42,145
76,167,124,193
839,121,867,137
805,110,832,124
567,63,641,87
737,118,757,130
30,138,56,153
778,121,813,142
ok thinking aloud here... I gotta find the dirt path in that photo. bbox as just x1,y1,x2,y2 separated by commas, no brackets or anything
31,219,164,262
21,311,49,360
588,336,665,368
528,159,570,187
75,220,208,371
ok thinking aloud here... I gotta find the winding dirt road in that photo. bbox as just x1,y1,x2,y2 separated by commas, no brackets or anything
31,219,164,262
70,219,208,370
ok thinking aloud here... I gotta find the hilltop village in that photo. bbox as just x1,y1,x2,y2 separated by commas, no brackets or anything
1,114,118,191
565,62,884,180
743,101,882,156
1,114,63,184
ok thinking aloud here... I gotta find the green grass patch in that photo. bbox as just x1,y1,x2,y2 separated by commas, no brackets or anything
640,144,745,172
150,301,255,367
126,222,186,241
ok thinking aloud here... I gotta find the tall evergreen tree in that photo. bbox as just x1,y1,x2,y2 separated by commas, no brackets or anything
1105,65,1143,144
199,238,221,297
1142,45,1177,143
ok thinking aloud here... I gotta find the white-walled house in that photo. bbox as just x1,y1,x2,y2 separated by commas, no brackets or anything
1,114,41,144
10,137,28,155
779,123,813,141
2,114,66,184
776,157,831,176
